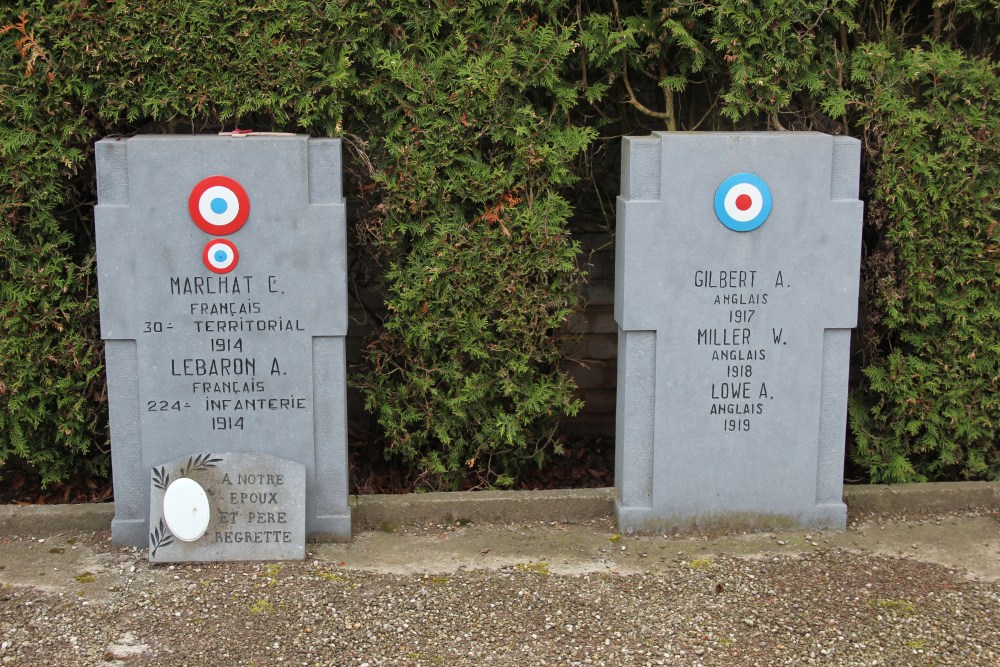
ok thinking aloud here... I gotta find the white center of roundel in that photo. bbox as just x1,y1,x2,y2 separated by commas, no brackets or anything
723,183,764,222
162,477,211,542
198,185,240,226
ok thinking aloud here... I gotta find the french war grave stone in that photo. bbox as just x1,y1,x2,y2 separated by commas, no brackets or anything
95,135,351,558
615,132,863,532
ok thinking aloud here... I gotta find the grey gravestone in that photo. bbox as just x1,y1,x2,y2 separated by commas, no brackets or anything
95,135,350,547
149,452,305,562
615,132,862,533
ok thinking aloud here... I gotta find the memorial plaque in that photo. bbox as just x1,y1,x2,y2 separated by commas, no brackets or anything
95,135,351,547
615,132,862,532
149,452,306,562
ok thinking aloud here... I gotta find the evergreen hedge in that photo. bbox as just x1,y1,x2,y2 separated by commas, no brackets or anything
351,4,591,488
1,1,996,489
849,41,999,482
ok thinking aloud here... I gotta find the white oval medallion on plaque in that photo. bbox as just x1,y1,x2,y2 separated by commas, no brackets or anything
162,478,211,542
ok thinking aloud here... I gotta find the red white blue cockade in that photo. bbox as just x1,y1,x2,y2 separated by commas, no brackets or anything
202,238,240,274
714,173,772,232
188,175,250,236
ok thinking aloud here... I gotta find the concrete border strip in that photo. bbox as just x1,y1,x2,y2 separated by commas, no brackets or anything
1,482,997,536
0,503,116,536
349,488,615,531
843,481,1000,518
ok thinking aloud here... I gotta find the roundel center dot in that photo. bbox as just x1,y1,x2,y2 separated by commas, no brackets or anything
214,250,227,262
210,197,228,214
735,194,753,211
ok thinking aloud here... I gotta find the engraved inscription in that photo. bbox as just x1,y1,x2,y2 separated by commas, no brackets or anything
694,267,791,432
212,471,292,545
142,271,310,435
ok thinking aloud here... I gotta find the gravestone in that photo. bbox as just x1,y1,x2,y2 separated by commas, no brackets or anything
614,132,862,533
95,135,351,551
149,452,305,562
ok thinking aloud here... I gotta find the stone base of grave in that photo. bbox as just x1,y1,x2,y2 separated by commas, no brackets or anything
308,515,353,543
616,500,847,534
111,517,147,547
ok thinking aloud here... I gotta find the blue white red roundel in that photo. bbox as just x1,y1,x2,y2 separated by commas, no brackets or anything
202,239,240,274
714,173,772,232
189,175,249,235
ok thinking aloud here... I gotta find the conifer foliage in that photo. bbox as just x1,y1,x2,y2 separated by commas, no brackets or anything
352,3,592,488
1,1,996,489
849,41,999,481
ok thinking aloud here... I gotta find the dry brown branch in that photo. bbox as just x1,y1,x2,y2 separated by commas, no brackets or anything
1,11,49,77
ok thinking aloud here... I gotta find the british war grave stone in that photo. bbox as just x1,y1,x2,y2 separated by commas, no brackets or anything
615,132,863,533
95,135,351,557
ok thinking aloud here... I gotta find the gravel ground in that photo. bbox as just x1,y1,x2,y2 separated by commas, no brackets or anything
1,519,998,666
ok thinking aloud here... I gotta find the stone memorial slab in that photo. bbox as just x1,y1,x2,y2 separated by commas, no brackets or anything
95,135,350,547
149,452,305,562
615,132,862,532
